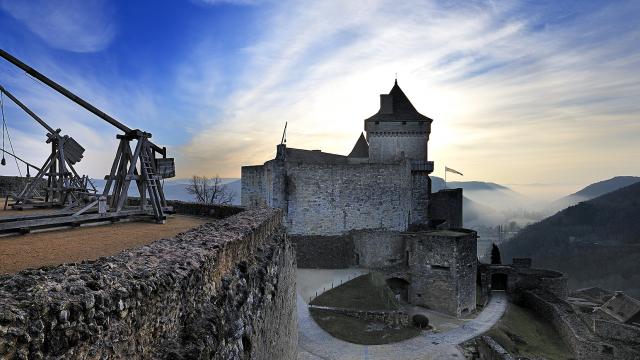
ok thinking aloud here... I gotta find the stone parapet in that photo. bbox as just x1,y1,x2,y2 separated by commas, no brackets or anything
0,206,297,360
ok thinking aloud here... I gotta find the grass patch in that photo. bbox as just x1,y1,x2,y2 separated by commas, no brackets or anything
310,273,398,310
310,308,420,345
485,302,573,360
309,273,418,344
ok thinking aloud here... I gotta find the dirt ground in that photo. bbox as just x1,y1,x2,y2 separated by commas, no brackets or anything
0,212,209,274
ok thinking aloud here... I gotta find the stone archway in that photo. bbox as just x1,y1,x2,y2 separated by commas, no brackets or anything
491,273,508,291
386,277,410,301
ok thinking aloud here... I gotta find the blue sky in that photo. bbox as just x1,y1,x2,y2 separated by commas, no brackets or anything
0,0,639,199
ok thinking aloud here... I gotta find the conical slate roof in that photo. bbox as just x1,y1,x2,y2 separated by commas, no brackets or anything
365,80,433,122
348,132,369,158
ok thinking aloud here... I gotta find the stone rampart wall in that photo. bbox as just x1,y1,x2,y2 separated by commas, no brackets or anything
0,207,297,360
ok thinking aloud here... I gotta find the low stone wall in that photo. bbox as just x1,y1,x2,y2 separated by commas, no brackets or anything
520,290,640,359
0,207,297,360
477,336,514,360
166,200,244,218
308,305,409,327
483,264,569,302
292,234,354,268
0,176,45,198
594,319,640,344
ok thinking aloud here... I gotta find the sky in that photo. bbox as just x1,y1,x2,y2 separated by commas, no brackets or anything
0,0,638,200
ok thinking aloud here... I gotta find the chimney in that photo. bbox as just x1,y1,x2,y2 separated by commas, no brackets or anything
380,94,393,114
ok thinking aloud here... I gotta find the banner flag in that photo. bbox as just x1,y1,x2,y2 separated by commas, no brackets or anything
445,166,463,176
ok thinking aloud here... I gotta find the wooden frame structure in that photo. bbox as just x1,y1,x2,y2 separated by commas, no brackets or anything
0,84,95,209
0,49,175,233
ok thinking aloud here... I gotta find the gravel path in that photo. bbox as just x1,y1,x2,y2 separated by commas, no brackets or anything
298,292,508,360
0,214,208,274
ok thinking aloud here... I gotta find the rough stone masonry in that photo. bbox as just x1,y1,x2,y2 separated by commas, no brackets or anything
0,207,297,360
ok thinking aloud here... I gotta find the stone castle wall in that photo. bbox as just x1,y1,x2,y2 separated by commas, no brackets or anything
352,230,405,268
240,166,266,208
429,189,463,228
411,172,430,224
0,207,297,360
285,161,412,235
406,230,477,316
292,234,355,269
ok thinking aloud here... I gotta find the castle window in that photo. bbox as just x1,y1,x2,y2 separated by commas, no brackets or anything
375,121,379,124
402,121,407,125
406,251,410,266
432,265,450,271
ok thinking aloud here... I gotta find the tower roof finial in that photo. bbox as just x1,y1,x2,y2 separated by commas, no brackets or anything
395,72,397,85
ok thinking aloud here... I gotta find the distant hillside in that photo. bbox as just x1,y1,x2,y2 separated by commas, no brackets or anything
501,181,640,297
548,176,640,213
447,180,509,191
432,176,533,227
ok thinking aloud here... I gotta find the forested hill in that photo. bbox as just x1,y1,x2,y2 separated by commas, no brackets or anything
501,181,640,297
548,176,640,213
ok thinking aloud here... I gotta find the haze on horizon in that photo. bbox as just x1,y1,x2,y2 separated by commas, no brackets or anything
0,0,638,201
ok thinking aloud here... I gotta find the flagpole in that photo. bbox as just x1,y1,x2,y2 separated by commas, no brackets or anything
444,165,447,189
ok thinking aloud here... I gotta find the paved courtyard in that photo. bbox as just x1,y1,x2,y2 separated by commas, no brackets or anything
297,269,508,360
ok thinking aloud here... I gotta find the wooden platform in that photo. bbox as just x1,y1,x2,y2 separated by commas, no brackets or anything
0,203,173,235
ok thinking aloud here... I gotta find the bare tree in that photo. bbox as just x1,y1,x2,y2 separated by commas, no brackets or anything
186,175,235,205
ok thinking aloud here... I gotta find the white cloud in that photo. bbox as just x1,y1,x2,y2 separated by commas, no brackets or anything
195,0,265,5
176,0,640,199
0,0,116,52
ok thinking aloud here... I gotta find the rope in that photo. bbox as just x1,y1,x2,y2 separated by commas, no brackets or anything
1,91,4,155
0,92,22,176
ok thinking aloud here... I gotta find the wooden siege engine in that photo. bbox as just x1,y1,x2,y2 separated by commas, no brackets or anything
0,48,175,228
0,84,95,209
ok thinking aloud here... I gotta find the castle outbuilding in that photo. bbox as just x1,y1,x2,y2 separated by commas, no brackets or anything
241,80,476,317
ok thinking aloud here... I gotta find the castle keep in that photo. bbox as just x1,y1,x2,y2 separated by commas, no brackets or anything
241,80,475,316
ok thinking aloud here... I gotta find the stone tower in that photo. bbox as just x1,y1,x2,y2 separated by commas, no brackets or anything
364,80,432,163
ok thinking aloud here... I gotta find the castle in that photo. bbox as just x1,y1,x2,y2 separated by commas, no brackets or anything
241,80,476,317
